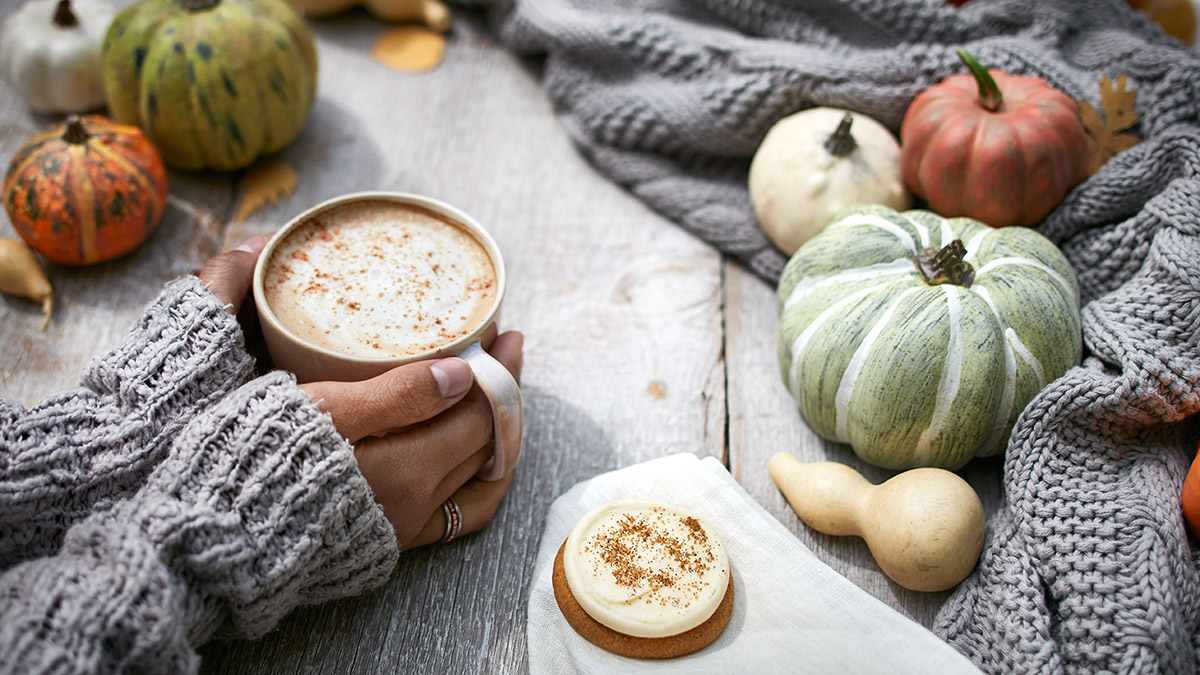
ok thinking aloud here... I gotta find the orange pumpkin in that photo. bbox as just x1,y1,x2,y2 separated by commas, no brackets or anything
899,50,1091,228
1127,0,1196,46
3,114,167,266
1183,441,1200,538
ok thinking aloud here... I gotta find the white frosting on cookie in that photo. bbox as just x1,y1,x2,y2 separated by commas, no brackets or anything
562,499,730,638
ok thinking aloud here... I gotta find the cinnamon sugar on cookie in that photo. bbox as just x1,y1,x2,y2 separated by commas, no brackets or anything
552,500,733,659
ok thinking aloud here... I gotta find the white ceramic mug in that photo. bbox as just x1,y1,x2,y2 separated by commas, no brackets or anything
252,191,522,481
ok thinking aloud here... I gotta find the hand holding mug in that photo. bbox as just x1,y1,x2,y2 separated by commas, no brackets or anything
198,235,266,313
301,329,524,549
252,192,523,482
200,192,525,547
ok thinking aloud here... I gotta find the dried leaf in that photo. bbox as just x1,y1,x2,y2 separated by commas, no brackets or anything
647,381,667,400
1079,99,1104,133
234,162,298,223
1081,74,1141,174
372,26,445,73
1103,74,1138,129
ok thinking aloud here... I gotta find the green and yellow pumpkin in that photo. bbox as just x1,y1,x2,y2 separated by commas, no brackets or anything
777,205,1082,470
101,0,318,171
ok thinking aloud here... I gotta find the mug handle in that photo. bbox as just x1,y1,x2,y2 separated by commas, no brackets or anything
460,341,523,481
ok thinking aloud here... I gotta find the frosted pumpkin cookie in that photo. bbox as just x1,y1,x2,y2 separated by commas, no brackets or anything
552,499,734,659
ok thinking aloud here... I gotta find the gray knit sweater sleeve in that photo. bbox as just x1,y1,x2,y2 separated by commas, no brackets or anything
0,371,400,674
0,276,255,570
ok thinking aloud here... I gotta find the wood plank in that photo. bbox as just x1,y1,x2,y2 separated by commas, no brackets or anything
0,0,1010,669
724,258,1005,629
0,0,234,402
200,9,726,673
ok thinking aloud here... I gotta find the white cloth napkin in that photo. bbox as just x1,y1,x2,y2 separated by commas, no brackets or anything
526,453,983,674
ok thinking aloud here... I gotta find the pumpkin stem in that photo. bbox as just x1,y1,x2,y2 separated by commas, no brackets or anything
179,0,222,11
915,239,975,288
53,0,78,27
824,113,858,157
957,49,1003,112
62,116,89,145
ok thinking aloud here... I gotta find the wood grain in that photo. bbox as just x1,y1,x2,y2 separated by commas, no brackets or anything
202,10,726,674
0,3,1001,673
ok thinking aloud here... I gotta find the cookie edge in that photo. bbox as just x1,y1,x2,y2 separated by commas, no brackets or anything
551,540,734,659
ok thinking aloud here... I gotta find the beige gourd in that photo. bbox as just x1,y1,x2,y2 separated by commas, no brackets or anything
288,0,450,30
0,238,53,330
749,107,911,255
768,452,985,592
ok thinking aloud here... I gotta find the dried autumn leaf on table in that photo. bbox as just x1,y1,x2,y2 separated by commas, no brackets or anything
372,26,446,73
234,162,299,223
1079,74,1140,174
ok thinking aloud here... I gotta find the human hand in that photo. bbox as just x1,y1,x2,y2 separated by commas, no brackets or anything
197,235,267,314
301,329,524,550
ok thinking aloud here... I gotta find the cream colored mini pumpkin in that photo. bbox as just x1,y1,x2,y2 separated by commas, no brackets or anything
289,0,450,30
749,107,911,255
0,0,115,113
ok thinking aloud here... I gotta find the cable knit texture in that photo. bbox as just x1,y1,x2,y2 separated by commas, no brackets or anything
0,372,399,674
460,0,1200,672
0,277,255,571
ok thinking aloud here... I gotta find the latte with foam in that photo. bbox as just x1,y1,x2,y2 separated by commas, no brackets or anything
262,199,498,359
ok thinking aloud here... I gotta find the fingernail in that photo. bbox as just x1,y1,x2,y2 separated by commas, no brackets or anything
234,236,266,254
430,358,472,398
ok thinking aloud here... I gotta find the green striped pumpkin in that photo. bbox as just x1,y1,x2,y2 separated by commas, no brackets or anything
777,205,1081,470
101,0,317,171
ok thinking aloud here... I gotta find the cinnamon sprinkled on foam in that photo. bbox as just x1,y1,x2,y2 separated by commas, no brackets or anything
263,200,498,358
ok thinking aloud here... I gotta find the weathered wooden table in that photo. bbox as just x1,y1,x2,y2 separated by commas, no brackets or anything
0,5,1002,673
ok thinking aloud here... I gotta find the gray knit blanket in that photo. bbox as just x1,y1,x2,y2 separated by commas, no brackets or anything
462,0,1200,671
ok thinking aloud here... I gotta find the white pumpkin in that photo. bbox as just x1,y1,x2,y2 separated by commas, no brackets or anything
0,0,115,113
749,107,911,255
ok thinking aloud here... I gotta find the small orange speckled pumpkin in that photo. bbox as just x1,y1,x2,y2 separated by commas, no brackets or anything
3,114,167,266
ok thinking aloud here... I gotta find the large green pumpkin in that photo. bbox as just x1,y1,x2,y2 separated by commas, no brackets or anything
101,0,317,171
777,205,1082,470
